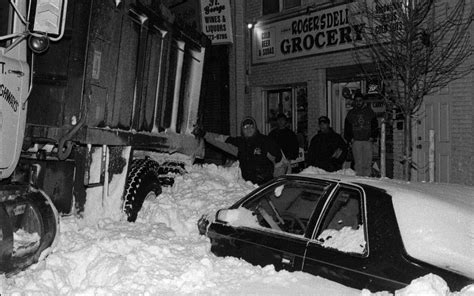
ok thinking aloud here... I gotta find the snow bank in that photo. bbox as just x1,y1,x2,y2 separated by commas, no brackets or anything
0,159,471,295
0,161,358,295
372,274,474,296
136,162,256,236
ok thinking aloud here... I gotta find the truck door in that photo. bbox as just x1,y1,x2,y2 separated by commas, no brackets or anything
0,2,30,179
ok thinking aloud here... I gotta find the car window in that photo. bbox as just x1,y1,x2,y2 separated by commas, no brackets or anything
241,180,328,236
314,186,367,255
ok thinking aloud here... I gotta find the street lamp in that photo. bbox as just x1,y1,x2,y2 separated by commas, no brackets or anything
245,20,256,93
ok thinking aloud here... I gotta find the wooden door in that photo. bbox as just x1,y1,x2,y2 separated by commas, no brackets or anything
413,94,451,182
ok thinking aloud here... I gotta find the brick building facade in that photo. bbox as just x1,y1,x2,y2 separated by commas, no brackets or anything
222,0,474,185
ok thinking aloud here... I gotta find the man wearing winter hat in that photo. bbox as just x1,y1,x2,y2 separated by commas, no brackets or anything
193,116,282,185
307,116,347,172
268,113,299,162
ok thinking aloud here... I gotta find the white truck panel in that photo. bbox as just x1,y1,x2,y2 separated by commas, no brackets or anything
0,0,29,180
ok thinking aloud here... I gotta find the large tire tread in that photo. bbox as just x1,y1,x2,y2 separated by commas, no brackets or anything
122,158,187,222
123,159,162,222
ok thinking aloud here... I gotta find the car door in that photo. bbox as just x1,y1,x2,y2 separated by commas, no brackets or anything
302,184,374,290
207,178,333,272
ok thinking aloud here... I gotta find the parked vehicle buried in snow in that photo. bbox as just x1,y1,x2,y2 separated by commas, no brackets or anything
198,174,474,292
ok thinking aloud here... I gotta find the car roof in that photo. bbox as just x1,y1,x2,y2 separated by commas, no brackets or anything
294,173,473,208
291,173,474,278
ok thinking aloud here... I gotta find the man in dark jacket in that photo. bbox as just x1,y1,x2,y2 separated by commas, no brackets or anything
344,92,378,176
268,113,299,161
307,116,347,172
194,117,282,185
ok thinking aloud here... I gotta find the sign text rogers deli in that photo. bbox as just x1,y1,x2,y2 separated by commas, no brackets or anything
252,4,365,63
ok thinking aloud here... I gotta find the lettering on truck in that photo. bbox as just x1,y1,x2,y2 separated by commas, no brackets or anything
0,84,19,112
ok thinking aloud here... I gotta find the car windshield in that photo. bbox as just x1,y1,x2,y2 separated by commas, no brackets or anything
241,180,330,236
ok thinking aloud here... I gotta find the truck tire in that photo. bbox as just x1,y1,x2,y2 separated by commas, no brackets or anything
157,161,187,187
0,190,58,275
30,191,58,261
123,159,162,222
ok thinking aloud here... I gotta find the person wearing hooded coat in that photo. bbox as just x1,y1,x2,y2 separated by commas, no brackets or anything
193,117,283,185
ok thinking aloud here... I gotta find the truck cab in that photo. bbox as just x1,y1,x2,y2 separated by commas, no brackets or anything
0,1,30,180
0,0,68,275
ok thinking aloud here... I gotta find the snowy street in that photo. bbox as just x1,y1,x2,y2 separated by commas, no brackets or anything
1,159,472,295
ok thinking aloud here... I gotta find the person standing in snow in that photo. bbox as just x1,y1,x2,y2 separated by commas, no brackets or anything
344,92,378,176
306,116,347,172
193,117,283,185
268,113,299,162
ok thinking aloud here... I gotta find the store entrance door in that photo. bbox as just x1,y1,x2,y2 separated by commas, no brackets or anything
327,81,364,135
266,89,293,132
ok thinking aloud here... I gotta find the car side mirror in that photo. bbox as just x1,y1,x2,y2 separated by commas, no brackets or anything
216,208,261,228
215,209,229,224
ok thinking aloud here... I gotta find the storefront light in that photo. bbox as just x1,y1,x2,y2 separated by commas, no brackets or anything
247,18,257,30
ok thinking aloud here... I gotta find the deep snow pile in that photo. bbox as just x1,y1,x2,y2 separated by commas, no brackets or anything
0,159,472,295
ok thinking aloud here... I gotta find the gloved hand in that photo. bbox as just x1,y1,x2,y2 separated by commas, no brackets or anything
192,124,206,138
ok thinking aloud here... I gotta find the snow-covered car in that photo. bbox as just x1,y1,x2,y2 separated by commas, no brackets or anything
197,174,474,292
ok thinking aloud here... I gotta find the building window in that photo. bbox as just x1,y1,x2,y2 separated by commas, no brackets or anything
262,0,279,15
283,0,301,10
262,0,301,16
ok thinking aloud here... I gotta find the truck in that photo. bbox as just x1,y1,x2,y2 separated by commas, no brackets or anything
1,0,209,275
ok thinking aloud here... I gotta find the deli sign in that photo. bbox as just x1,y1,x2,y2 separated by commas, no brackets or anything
252,3,366,63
